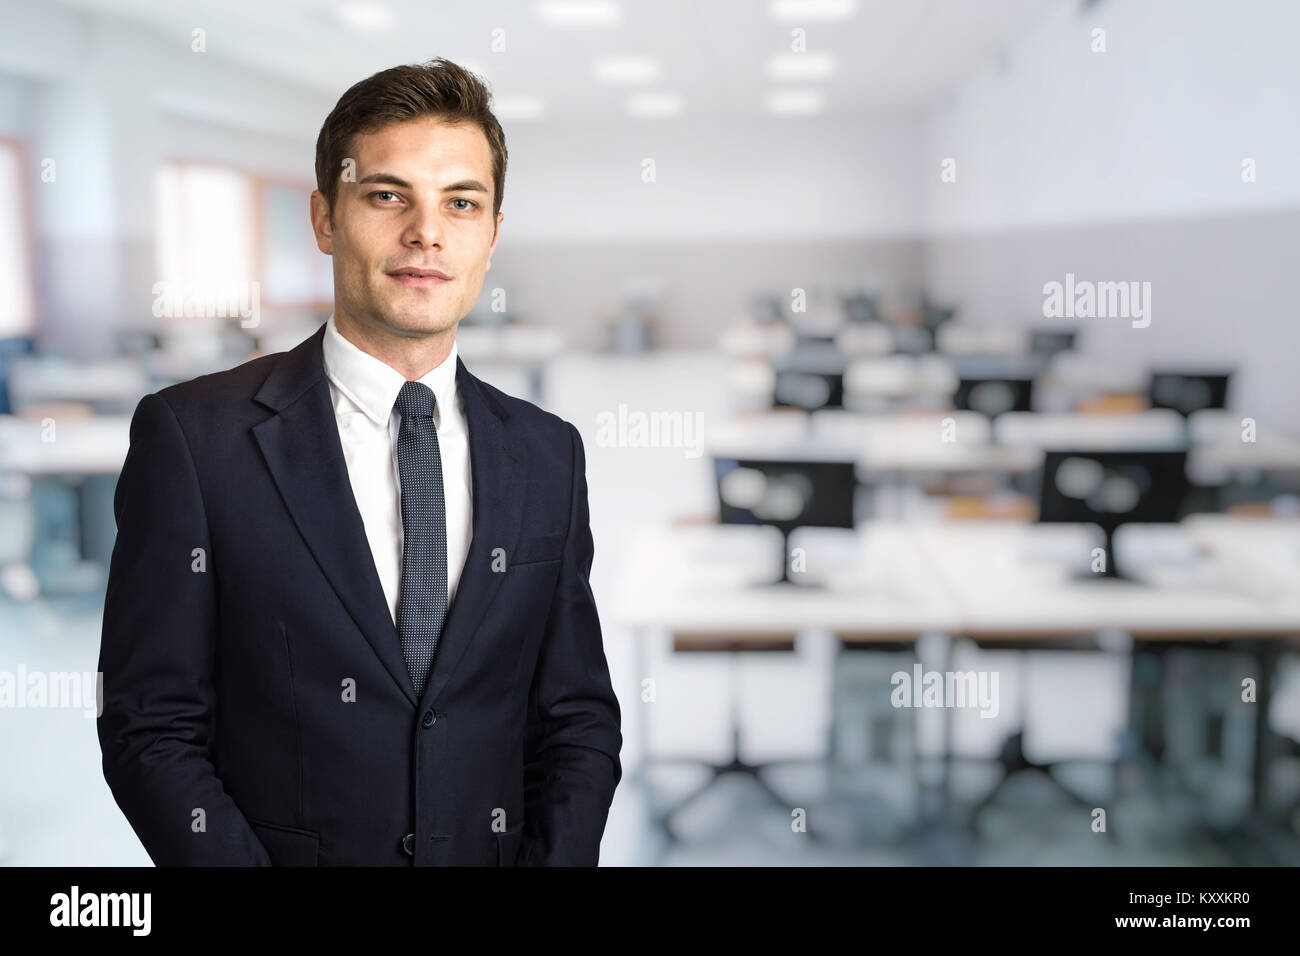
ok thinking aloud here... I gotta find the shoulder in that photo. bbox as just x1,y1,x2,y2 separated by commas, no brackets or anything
144,349,286,440
466,373,584,469
156,349,280,408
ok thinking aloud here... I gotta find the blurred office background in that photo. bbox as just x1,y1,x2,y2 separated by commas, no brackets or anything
2,0,1300,865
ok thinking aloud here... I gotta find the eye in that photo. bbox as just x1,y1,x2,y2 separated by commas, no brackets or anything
450,197,478,211
369,190,399,203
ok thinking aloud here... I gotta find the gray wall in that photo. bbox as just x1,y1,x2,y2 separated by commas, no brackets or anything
489,236,925,351
924,205,1300,430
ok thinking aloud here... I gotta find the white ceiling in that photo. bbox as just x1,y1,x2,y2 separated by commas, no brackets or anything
49,0,1068,120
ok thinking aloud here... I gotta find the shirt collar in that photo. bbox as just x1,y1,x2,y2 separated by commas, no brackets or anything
322,312,459,428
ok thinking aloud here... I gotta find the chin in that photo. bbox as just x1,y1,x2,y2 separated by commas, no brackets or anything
385,307,456,335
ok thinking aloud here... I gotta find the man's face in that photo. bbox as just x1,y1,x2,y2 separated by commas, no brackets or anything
310,116,502,339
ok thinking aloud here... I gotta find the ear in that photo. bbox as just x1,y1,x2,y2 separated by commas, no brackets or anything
309,189,334,255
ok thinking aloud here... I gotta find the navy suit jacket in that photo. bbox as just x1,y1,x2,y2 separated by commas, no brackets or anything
96,322,622,866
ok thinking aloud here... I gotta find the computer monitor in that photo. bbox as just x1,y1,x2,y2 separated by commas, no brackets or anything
749,294,785,324
921,299,956,332
890,323,934,355
0,336,37,416
772,341,845,410
773,370,844,411
955,377,1035,417
1030,329,1077,357
843,293,878,324
1038,449,1189,580
714,456,857,584
114,330,162,355
1148,370,1232,416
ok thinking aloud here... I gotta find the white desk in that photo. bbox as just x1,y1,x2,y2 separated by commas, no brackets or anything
610,521,960,844
718,321,797,359
936,325,1032,357
613,517,1300,838
909,520,1300,638
0,414,132,593
843,356,959,410
611,519,1300,644
1183,514,1300,594
994,410,1187,452
710,410,1043,476
1189,441,1300,477
856,443,1042,476
1039,354,1148,395
1182,410,1300,481
0,415,131,476
7,357,149,410
908,517,1300,819
454,324,564,362
609,522,961,639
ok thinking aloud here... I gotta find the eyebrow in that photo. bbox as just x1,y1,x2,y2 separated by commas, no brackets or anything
356,173,490,194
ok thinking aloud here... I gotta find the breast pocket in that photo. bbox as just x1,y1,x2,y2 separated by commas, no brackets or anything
510,531,565,567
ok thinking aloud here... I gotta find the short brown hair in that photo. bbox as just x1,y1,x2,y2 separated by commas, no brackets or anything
314,58,507,226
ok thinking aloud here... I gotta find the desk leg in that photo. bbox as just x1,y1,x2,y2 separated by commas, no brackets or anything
527,364,544,405
1123,642,1166,796
1206,639,1295,864
936,633,954,824
1251,639,1280,816
826,638,938,848
631,624,650,788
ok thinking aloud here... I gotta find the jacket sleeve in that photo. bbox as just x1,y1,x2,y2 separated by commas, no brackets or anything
520,421,623,865
96,391,271,866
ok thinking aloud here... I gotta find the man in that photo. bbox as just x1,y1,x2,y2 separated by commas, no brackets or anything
97,59,622,866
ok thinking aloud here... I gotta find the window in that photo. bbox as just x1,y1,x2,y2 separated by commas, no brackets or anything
155,162,333,318
154,162,255,311
258,181,333,306
0,137,36,337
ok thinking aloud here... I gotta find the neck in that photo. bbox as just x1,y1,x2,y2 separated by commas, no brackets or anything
334,309,456,381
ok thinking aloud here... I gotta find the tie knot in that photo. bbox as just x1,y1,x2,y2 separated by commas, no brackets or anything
394,380,437,420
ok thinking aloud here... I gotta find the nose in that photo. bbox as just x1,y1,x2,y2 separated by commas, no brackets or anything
401,203,445,249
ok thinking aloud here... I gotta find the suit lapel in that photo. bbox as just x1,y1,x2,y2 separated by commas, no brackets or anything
250,323,525,712
252,324,416,705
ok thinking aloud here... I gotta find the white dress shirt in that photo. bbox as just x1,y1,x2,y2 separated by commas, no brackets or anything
321,313,473,627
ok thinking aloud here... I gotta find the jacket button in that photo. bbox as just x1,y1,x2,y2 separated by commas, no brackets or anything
422,710,436,728
401,833,415,856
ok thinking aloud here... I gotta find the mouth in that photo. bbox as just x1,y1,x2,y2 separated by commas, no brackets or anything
386,267,451,288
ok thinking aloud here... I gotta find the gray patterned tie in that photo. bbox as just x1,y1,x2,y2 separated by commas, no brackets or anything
393,380,448,699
